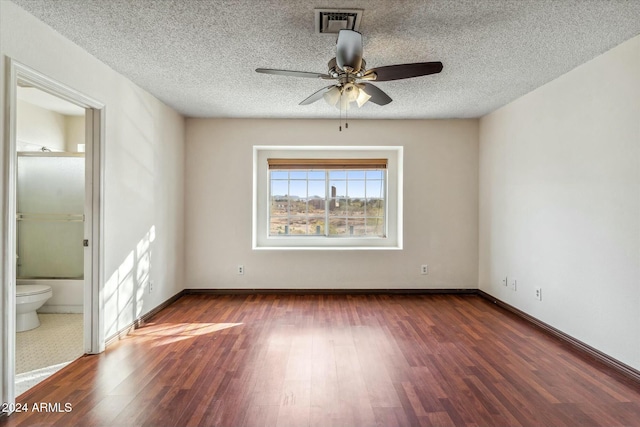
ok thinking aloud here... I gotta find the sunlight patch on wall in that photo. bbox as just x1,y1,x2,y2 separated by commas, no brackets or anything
104,226,155,339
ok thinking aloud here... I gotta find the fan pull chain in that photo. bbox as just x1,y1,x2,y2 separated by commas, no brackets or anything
339,91,343,131
338,91,350,131
345,105,349,129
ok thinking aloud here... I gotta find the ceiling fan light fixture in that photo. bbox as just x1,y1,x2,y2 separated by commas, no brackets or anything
356,86,371,107
324,83,371,110
338,94,352,111
343,83,359,102
323,86,341,106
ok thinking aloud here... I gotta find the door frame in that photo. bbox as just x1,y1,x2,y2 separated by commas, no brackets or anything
2,58,105,405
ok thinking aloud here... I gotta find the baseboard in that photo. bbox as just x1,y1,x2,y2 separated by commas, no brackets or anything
477,290,640,385
134,290,186,327
38,305,83,314
104,290,185,348
184,288,477,295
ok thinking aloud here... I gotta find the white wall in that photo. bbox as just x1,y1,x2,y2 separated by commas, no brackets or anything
0,0,186,400
16,100,67,152
479,35,640,369
185,118,478,290
65,115,85,152
17,99,85,153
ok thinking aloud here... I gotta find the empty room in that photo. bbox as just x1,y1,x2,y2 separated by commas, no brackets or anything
1,0,639,426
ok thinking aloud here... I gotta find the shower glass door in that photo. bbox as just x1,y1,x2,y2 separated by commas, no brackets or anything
16,153,85,279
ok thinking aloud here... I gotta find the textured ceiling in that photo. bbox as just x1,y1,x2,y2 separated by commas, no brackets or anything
10,0,640,119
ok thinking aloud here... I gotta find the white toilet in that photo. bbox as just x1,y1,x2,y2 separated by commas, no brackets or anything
16,284,53,332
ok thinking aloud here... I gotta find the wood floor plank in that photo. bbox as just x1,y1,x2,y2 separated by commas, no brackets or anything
4,294,640,427
241,405,280,427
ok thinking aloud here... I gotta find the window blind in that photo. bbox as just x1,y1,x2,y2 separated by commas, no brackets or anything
267,158,387,170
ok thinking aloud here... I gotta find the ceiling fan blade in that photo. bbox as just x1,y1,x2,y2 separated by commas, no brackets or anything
365,62,443,81
336,30,363,72
256,68,331,79
299,85,336,105
360,83,392,106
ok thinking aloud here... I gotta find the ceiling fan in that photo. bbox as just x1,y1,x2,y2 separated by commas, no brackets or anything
256,29,443,112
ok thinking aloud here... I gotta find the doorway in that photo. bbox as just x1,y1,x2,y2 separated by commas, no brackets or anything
14,87,86,394
2,60,104,404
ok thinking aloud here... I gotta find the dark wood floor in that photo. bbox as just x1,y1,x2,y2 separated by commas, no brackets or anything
3,294,640,427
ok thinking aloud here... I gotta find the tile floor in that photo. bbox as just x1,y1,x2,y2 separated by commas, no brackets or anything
15,313,83,396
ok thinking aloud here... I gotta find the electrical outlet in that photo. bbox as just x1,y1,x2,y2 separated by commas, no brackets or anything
148,280,153,294
511,278,517,291
421,264,428,275
535,287,542,301
237,265,244,275
502,276,508,287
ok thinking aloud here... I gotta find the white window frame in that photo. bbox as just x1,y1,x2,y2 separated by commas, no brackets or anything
253,146,403,250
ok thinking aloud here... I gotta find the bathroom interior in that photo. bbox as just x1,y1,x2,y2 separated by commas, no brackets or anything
14,84,86,396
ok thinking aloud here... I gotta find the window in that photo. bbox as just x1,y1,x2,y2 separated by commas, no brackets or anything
268,160,386,237
253,146,402,250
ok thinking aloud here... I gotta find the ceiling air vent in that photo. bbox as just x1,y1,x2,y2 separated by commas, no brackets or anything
314,8,363,34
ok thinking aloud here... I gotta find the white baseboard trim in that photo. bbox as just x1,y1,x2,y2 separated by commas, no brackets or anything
38,305,83,314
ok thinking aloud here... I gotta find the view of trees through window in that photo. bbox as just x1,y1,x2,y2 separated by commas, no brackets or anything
269,169,385,237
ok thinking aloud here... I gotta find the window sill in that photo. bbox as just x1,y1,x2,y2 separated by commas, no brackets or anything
252,245,403,251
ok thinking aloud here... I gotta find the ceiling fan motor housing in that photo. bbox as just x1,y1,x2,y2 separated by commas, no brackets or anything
328,57,366,79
